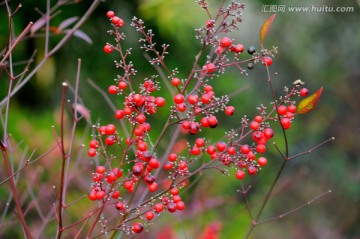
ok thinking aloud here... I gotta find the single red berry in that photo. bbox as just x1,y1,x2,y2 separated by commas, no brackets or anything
250,121,259,130
98,126,106,135
96,166,106,174
106,11,115,18
235,170,245,180
262,56,273,66
179,161,187,170
287,104,297,113
155,97,165,107
154,203,164,212
252,131,264,143
149,158,160,168
96,191,105,200
176,103,187,112
256,144,266,154
230,44,244,53
163,162,173,170
227,146,236,155
195,138,205,147
300,88,309,97
189,122,200,135
112,191,120,199
108,85,118,94
286,112,294,119
206,19,214,28
254,115,263,123
105,135,117,145
216,142,226,152
225,106,235,116
115,109,125,119
247,165,257,175
280,117,291,129
190,146,201,155
174,94,185,104
206,63,216,73
263,128,274,139
207,115,218,128
200,117,210,128
240,144,251,154
88,148,97,157
105,124,116,135
258,157,267,166
216,46,226,55
220,37,232,47
176,201,185,210
148,182,158,192
132,222,143,233
116,18,124,27
171,78,181,86
118,81,127,90
88,191,97,201
123,107,132,115
136,114,146,124
201,94,211,104
170,187,179,195
145,211,155,220
187,94,199,105
277,105,287,115
204,85,213,92
167,202,177,213
103,44,112,54
111,16,120,24
89,139,99,148
182,121,190,130
207,145,216,155
172,195,182,203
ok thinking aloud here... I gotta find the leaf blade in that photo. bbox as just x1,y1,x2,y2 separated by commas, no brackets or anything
260,14,276,45
297,87,323,114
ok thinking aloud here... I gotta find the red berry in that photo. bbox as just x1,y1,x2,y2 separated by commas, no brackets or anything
167,202,177,213
89,140,99,148
207,115,218,128
112,191,120,199
118,81,127,90
176,103,187,112
280,117,291,129
258,157,267,166
300,88,309,97
263,128,274,139
220,37,232,47
277,105,287,115
235,170,245,180
105,135,117,145
155,97,165,107
136,114,146,124
216,46,226,55
256,144,266,154
123,107,132,115
200,117,210,128
96,166,106,174
115,109,125,119
172,195,182,203
103,44,112,54
106,11,115,18
88,148,97,157
247,165,257,175
132,222,143,233
174,94,185,104
240,144,251,154
88,191,97,201
105,124,116,135
189,122,200,135
206,145,216,155
168,153,177,162
262,56,273,66
148,182,158,192
176,201,185,210
254,115,263,123
163,162,173,170
225,106,235,116
179,161,187,170
145,211,154,220
227,146,236,155
230,44,244,53
108,85,118,94
190,146,201,155
287,104,297,113
252,131,264,143
187,94,199,105
206,19,214,28
216,142,226,152
171,78,181,86
250,121,259,130
154,203,164,212
195,138,205,147
182,121,190,130
204,85,213,92
96,191,105,200
149,158,160,169
111,16,120,25
170,187,179,195
202,63,216,74
201,94,211,104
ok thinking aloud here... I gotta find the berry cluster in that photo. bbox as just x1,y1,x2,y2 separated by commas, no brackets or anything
84,3,316,237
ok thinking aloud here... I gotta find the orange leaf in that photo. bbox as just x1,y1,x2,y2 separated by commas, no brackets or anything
297,87,323,114
260,14,276,45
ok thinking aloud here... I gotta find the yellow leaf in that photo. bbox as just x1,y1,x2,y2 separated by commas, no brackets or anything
260,14,276,46
297,87,323,114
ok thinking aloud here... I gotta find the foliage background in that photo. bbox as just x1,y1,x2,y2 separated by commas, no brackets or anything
0,0,359,238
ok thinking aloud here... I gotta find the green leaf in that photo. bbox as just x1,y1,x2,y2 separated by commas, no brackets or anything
297,87,323,114
260,14,276,45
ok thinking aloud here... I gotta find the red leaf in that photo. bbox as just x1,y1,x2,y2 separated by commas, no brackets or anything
260,14,276,45
297,87,323,114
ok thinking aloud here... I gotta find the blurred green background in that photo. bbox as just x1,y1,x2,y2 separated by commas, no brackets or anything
1,0,359,238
